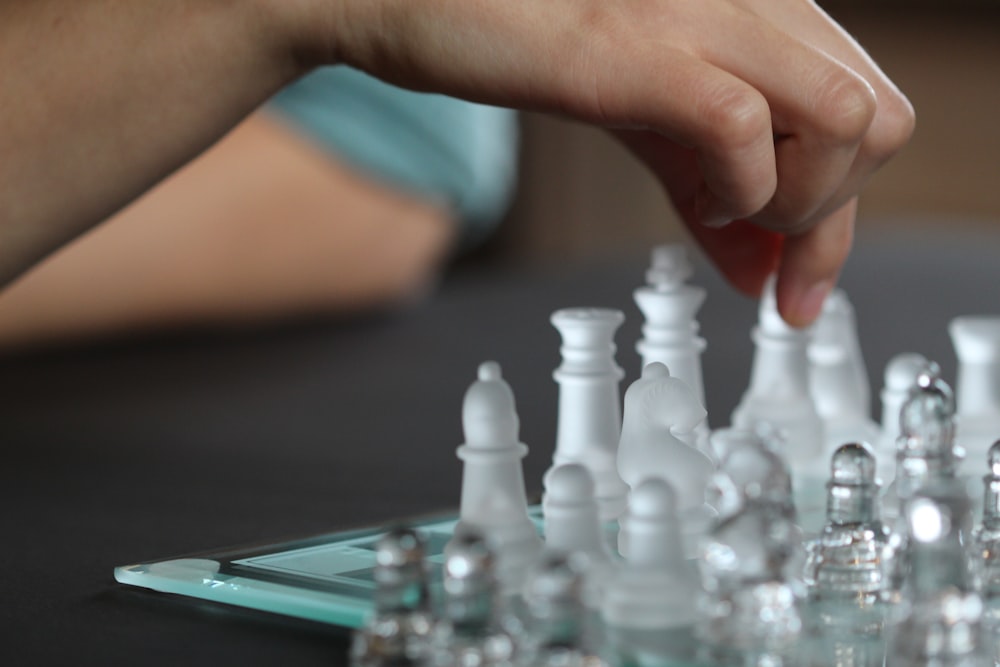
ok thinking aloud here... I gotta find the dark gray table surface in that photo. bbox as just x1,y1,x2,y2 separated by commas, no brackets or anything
1,228,997,665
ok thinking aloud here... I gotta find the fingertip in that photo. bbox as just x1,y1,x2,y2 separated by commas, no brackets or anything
776,276,833,328
774,200,856,327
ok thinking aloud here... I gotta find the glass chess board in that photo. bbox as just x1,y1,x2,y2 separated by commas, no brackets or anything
115,487,838,630
115,509,542,629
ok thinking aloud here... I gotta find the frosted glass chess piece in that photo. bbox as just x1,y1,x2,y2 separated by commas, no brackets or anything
602,479,701,665
696,496,805,665
541,463,614,605
548,308,630,522
808,289,880,458
803,443,892,604
428,530,517,667
633,244,709,449
452,362,542,591
876,353,938,487
616,362,714,549
885,483,989,667
519,552,608,667
350,528,434,667
971,440,1000,599
731,274,826,512
950,316,1000,477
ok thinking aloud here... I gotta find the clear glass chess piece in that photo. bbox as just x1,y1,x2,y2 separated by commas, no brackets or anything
885,482,988,666
350,527,435,667
696,500,805,665
882,372,965,596
706,427,802,529
518,552,608,667
801,443,889,667
804,443,891,604
971,440,1000,599
426,530,517,667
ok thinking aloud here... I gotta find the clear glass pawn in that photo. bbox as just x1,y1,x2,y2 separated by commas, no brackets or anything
882,373,965,596
801,444,889,667
883,371,962,522
804,443,891,604
350,527,435,667
971,440,1000,598
886,482,988,666
519,552,607,667
426,530,517,667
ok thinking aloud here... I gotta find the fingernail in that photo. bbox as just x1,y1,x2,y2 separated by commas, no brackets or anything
790,280,833,327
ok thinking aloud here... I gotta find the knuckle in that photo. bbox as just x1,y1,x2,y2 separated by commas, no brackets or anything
813,69,877,145
700,85,772,155
865,89,917,165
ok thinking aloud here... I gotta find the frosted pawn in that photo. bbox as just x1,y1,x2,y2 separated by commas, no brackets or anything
808,289,880,458
950,316,1000,476
876,354,938,486
541,464,614,605
350,528,434,667
549,308,630,521
731,274,826,511
616,362,713,551
452,362,542,591
603,479,699,629
633,244,709,449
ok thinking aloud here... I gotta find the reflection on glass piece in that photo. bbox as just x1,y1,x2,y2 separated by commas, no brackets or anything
350,528,434,667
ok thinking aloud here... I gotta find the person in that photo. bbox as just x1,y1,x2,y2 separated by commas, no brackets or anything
0,67,518,344
0,0,914,331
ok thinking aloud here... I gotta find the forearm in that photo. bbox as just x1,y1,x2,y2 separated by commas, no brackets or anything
0,0,308,284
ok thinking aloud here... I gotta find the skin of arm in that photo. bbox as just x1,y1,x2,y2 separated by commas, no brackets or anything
0,0,915,326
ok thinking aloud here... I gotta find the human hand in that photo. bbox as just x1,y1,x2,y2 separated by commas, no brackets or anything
298,0,913,325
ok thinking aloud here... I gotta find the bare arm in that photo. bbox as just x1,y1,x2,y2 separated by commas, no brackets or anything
0,0,914,325
0,0,304,284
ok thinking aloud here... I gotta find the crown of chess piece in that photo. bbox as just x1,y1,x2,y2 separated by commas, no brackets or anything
350,528,434,667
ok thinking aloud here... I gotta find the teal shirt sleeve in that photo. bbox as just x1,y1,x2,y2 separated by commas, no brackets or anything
265,66,519,249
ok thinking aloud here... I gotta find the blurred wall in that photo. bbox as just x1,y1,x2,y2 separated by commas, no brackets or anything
485,4,1000,265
